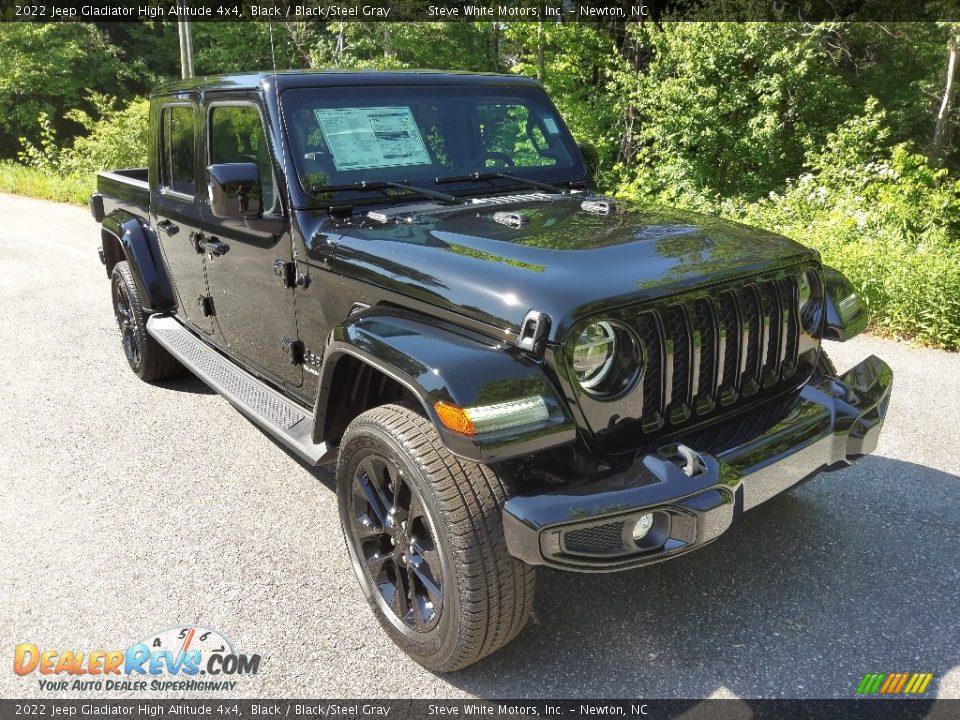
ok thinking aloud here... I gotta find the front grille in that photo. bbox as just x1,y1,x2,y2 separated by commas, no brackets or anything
562,522,626,556
568,267,812,451
642,275,800,423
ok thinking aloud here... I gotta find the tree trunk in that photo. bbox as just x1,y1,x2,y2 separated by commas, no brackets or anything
617,28,650,166
932,27,959,163
383,25,395,60
280,20,315,67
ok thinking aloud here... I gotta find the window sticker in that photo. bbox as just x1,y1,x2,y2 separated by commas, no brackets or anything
313,106,431,171
542,116,560,134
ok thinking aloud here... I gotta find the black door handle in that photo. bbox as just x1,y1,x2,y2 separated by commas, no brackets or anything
199,236,229,256
156,219,179,236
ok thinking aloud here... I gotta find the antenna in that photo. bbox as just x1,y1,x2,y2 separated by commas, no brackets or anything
177,14,194,78
268,20,277,70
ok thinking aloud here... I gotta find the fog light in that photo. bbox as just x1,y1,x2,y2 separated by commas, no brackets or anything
632,513,654,541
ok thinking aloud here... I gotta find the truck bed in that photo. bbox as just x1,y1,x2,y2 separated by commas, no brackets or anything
95,168,149,220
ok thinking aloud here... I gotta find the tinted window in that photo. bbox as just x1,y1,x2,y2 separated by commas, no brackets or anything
476,103,557,168
160,105,196,196
209,104,275,209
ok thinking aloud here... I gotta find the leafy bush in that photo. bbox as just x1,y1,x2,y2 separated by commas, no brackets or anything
64,95,150,174
18,94,148,176
727,103,960,349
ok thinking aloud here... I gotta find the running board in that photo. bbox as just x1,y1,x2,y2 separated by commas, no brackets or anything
146,315,331,465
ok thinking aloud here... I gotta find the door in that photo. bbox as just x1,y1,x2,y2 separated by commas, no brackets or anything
200,100,302,386
153,101,213,334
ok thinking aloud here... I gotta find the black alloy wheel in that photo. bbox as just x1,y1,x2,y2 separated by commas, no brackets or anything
112,275,142,372
337,404,536,671
109,261,181,382
349,453,444,633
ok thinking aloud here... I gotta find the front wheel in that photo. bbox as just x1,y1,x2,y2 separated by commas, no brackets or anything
336,404,536,671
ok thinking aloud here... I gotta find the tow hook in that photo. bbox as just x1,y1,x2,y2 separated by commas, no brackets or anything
676,444,706,477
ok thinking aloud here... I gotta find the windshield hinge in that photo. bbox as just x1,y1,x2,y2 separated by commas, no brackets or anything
517,310,550,356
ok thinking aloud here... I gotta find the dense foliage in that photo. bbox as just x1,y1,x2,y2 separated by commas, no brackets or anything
1,20,958,347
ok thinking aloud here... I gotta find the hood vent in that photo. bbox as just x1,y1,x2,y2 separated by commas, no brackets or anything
493,211,528,229
471,192,553,206
581,198,615,215
366,209,430,225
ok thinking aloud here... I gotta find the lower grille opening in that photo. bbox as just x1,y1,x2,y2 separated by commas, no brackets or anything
561,522,626,556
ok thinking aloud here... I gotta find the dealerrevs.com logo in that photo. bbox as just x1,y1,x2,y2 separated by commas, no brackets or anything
13,626,261,692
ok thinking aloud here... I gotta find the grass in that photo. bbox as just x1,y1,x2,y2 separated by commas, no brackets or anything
0,162,92,206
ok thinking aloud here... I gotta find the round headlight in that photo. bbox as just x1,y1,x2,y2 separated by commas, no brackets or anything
571,320,642,399
798,268,822,330
572,321,617,390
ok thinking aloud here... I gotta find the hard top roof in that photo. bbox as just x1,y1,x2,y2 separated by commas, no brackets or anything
151,69,542,96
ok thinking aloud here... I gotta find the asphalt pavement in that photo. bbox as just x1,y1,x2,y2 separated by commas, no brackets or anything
0,192,958,700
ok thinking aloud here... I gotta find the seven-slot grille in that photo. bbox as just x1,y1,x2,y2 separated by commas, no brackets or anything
632,273,802,430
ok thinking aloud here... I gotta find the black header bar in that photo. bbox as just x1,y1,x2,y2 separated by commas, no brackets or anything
2,0,958,22
0,699,952,720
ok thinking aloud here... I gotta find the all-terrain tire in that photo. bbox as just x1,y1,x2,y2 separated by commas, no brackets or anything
337,404,536,671
110,261,181,382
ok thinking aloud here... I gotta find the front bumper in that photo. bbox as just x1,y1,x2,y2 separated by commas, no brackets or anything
503,354,893,572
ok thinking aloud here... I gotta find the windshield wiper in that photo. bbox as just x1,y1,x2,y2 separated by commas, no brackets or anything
309,180,459,204
435,171,565,194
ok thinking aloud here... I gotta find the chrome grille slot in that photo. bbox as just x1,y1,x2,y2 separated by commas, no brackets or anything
693,298,717,413
636,312,663,429
665,305,692,422
717,291,740,395
780,276,799,378
740,286,762,395
759,280,782,385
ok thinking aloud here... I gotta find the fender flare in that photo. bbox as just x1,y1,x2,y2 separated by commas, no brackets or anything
101,210,177,314
313,312,575,464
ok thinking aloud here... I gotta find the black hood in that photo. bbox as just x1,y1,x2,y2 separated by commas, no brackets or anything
309,196,818,341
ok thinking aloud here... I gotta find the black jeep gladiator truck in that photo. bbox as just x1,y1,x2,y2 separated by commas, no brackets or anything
92,70,892,671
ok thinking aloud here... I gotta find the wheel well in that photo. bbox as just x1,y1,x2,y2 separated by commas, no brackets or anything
101,229,125,277
321,354,424,444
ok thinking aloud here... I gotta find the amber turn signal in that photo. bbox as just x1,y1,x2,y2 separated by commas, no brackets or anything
434,401,476,436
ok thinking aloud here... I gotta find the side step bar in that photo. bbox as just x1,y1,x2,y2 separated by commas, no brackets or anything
146,315,331,465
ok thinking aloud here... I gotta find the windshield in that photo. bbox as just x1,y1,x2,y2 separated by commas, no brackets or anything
280,84,587,203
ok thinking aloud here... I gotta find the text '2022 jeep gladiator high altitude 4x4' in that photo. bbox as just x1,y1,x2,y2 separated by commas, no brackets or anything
92,70,892,671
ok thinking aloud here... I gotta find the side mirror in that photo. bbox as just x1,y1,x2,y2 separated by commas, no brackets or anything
207,163,263,220
578,142,599,179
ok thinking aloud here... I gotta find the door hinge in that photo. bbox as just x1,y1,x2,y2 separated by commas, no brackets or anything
197,295,216,317
273,259,310,289
280,337,305,366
